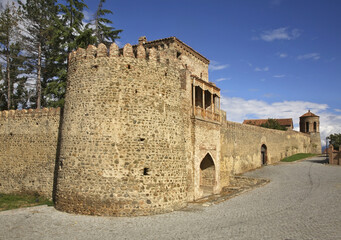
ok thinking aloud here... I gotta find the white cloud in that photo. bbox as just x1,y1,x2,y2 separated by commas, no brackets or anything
220,96,340,147
209,60,230,71
0,0,23,7
83,10,93,22
273,74,285,78
277,52,288,58
334,109,341,112
254,66,269,72
215,77,231,82
257,27,301,42
297,53,320,60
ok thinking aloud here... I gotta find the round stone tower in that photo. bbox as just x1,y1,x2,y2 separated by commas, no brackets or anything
299,110,320,133
54,41,191,216
299,110,321,154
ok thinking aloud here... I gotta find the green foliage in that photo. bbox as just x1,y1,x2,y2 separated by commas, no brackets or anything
0,2,21,110
0,192,53,211
260,119,287,131
328,133,341,150
281,153,317,162
0,0,122,109
18,0,59,109
92,0,122,47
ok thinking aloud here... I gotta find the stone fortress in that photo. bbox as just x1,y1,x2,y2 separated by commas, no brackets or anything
0,36,321,216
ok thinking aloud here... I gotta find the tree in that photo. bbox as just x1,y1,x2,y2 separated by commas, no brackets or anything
18,0,58,109
92,0,122,47
328,133,341,151
260,119,287,131
44,0,87,107
0,2,20,110
45,0,122,107
0,42,30,110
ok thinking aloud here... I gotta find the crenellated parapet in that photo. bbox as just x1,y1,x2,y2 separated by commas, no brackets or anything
68,41,178,66
0,108,60,119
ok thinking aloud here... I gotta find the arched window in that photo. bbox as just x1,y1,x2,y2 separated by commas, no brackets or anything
313,122,317,132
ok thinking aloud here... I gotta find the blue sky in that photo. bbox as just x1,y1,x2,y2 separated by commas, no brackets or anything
4,0,341,145
86,0,341,145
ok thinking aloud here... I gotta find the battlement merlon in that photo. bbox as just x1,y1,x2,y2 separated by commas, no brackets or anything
68,36,211,82
68,42,177,64
0,107,60,119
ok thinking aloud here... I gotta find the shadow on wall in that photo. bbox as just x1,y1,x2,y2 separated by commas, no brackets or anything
52,107,64,203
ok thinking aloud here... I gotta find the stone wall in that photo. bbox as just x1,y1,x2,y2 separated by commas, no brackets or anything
221,121,318,175
328,145,341,165
0,108,60,199
191,118,223,200
54,43,191,216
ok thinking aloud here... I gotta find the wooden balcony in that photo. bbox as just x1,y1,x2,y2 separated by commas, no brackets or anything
194,107,220,122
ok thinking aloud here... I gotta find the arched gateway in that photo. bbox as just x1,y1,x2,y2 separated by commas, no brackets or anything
200,153,216,196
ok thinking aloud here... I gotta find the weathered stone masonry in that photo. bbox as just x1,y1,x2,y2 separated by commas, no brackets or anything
55,41,191,216
0,36,321,217
0,108,60,198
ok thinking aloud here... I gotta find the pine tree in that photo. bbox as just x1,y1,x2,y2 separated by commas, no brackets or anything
44,0,87,107
0,2,21,110
18,0,58,109
0,42,29,110
92,0,122,47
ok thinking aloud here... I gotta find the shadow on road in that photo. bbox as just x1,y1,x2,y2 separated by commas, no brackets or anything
304,155,328,164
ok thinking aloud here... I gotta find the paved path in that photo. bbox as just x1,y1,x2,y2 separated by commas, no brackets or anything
1,156,340,240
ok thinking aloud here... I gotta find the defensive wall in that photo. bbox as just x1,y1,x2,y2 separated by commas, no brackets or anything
0,108,60,198
0,36,322,217
220,120,321,175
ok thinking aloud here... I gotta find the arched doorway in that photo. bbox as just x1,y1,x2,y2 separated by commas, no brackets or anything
261,144,267,165
200,153,216,196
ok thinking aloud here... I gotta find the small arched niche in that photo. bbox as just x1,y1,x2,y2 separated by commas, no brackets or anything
200,153,216,196
261,144,268,165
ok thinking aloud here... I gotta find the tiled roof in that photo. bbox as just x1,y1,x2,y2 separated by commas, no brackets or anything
243,118,293,127
300,110,319,117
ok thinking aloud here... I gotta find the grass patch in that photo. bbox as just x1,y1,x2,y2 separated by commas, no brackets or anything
0,192,53,211
281,153,317,162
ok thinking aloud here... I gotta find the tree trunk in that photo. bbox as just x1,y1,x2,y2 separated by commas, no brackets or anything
36,42,42,109
6,47,10,110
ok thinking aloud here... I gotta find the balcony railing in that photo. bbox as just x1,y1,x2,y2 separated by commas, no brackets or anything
194,107,220,122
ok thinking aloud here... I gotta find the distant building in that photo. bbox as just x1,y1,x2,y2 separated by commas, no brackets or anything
243,118,293,130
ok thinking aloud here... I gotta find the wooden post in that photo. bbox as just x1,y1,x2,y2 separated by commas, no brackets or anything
192,83,196,116
202,88,205,114
211,88,214,113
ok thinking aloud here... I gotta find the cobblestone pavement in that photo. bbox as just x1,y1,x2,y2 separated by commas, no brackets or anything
1,156,340,240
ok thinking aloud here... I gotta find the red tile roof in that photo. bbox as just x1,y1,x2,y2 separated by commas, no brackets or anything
300,110,319,117
243,118,293,128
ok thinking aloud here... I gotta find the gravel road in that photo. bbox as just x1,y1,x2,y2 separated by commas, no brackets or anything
1,156,340,240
